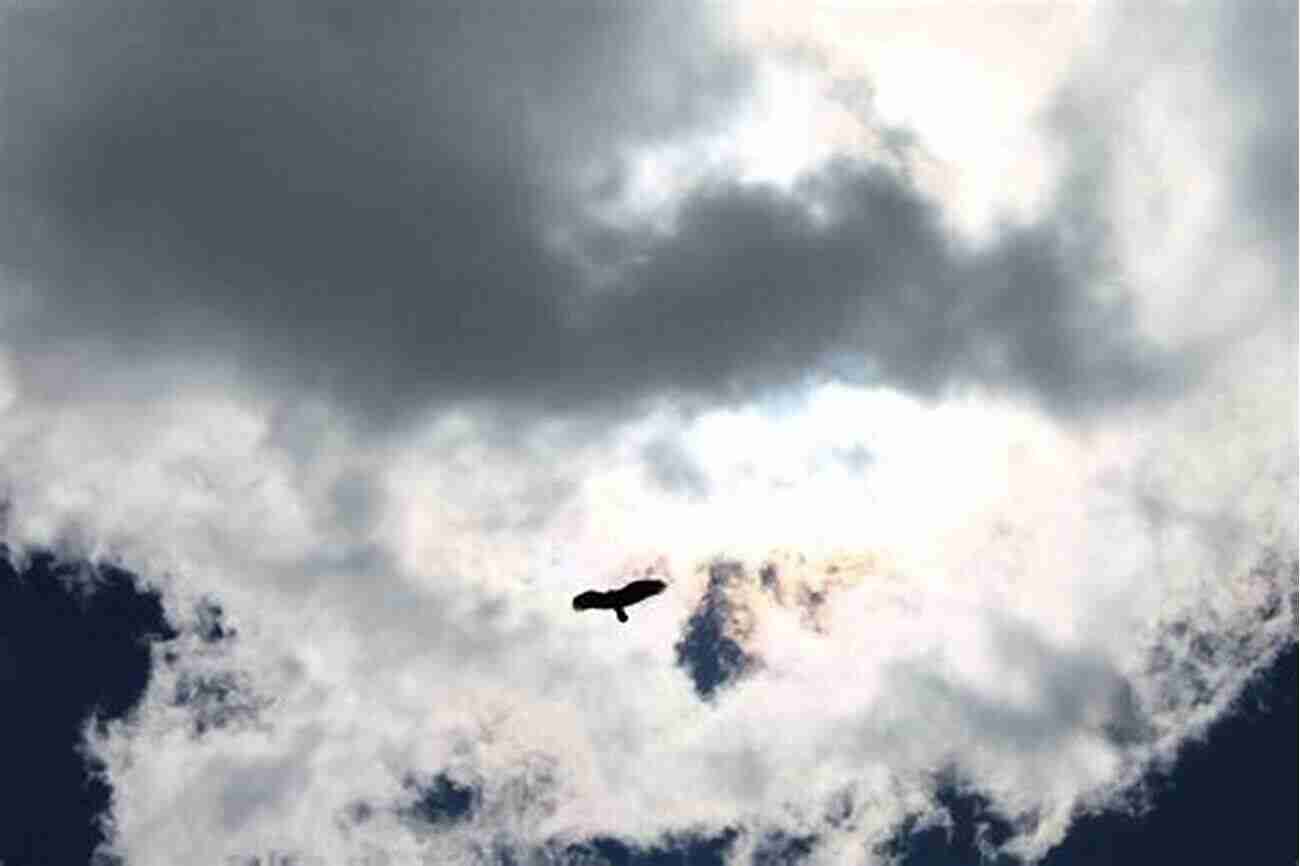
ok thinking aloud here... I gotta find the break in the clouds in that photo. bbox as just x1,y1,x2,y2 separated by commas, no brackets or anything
0,1,1295,864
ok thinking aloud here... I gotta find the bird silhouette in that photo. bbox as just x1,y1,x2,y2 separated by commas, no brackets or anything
572,578,667,623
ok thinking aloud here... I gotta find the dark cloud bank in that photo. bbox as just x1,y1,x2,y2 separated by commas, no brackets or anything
0,0,1247,433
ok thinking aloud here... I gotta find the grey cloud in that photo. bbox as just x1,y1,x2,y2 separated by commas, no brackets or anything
0,0,747,422
1,0,1204,431
583,161,1183,420
1215,0,1297,306
885,617,1150,756
1050,0,1296,317
173,670,268,737
327,469,384,537
194,597,237,644
831,444,874,474
217,727,320,831
642,436,710,500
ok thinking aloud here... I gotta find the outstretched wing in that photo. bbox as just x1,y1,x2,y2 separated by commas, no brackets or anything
572,590,606,610
615,578,667,606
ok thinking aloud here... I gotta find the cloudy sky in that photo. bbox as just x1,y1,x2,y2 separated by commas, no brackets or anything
0,0,1295,863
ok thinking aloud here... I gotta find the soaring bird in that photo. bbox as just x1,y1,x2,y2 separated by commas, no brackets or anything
572,578,667,623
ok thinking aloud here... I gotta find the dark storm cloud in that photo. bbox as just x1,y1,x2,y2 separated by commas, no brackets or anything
582,161,1180,419
0,0,746,416
1,0,1190,429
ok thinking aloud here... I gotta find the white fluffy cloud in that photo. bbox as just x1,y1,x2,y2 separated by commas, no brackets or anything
0,1,1294,864
6,347,1292,865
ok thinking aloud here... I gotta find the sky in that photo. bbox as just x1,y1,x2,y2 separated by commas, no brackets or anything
0,1,1295,864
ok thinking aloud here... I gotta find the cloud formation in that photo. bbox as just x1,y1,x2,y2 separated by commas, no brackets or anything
1,0,1191,429
0,0,1294,864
